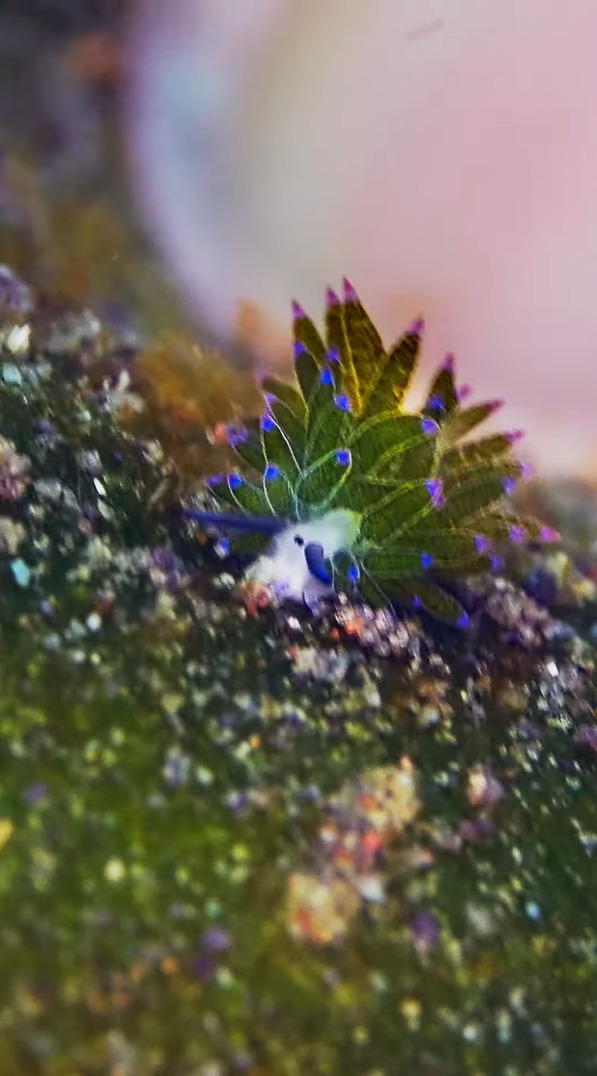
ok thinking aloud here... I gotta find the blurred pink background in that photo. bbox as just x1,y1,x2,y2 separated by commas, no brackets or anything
127,0,597,478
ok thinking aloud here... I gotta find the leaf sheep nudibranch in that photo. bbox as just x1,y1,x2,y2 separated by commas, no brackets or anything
187,279,560,622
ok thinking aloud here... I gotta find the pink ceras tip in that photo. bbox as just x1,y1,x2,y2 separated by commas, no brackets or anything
442,352,455,373
342,276,359,303
507,429,524,444
326,286,341,307
291,299,306,321
407,316,425,335
540,526,560,543
487,398,505,413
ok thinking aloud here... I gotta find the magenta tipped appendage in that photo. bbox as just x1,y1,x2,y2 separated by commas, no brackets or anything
507,429,524,444
407,316,425,335
456,384,472,403
342,276,359,303
442,352,455,373
487,398,505,413
326,286,341,307
291,299,306,321
540,526,560,543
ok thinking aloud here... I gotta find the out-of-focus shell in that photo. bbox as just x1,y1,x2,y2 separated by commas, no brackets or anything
127,0,597,476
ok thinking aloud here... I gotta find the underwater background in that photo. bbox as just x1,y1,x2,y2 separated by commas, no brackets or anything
1,3,597,1074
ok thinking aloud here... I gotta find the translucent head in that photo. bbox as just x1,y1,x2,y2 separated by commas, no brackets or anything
244,509,360,602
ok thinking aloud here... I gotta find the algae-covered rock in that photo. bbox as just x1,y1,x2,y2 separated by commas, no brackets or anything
0,269,597,1075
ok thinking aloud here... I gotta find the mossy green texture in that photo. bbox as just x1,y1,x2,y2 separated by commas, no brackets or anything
0,294,596,1075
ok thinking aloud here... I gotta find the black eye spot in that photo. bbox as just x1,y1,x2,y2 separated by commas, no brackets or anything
293,534,304,547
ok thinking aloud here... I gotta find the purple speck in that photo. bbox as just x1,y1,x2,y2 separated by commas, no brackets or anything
507,429,524,445
421,417,437,436
292,300,306,320
410,911,440,953
413,595,422,608
206,474,225,488
457,611,470,629
228,473,243,489
264,464,280,481
326,286,341,307
575,725,597,751
407,316,425,335
327,347,341,363
263,391,279,405
335,449,351,466
442,352,455,373
427,394,445,412
425,477,444,507
191,954,215,981
320,367,334,386
342,276,359,303
539,525,560,544
487,398,504,413
23,783,49,804
456,384,472,403
503,477,517,496
474,534,490,554
490,554,504,571
348,564,360,583
261,413,276,433
225,424,248,447
333,393,352,412
293,340,307,358
201,927,231,953
509,524,526,544
421,552,433,569
459,818,494,844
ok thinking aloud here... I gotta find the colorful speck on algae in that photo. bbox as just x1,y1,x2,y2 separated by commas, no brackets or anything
0,267,597,1073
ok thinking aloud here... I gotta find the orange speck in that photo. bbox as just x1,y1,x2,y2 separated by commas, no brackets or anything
360,830,384,855
357,793,378,811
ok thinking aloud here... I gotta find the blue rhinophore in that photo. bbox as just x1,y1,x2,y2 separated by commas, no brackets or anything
304,542,332,585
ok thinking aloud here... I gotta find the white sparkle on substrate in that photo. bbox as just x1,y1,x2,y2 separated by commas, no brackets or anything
242,509,360,604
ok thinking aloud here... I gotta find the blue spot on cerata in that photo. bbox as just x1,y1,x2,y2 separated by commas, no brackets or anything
320,367,334,386
421,552,433,569
264,464,280,481
335,449,351,466
333,394,352,412
421,417,437,436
